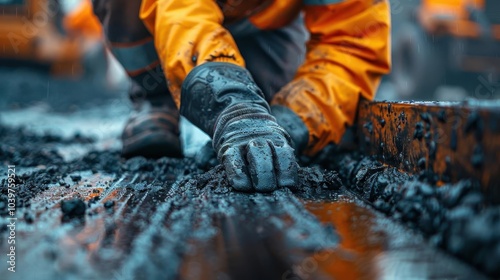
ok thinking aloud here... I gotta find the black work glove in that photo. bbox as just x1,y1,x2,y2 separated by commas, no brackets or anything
181,62,298,192
194,106,310,170
270,105,309,156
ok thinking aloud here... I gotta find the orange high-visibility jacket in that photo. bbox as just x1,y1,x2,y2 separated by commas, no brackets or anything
79,0,391,156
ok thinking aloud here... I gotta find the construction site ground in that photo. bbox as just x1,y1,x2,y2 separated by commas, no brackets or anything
0,69,498,280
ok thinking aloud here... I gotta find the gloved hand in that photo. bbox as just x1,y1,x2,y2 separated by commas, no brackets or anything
181,62,298,192
194,106,310,171
270,105,309,156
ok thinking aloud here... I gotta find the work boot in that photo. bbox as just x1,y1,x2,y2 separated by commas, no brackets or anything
121,83,183,159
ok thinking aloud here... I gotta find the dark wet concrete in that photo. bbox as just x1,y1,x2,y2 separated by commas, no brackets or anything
0,165,485,280
0,95,491,279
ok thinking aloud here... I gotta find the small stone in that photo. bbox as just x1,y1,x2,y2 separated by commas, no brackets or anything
60,199,86,222
70,175,82,182
104,200,115,209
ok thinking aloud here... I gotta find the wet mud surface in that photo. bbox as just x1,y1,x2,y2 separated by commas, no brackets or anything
0,116,490,279
326,153,500,277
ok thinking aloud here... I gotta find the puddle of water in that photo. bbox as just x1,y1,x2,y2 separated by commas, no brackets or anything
303,199,486,280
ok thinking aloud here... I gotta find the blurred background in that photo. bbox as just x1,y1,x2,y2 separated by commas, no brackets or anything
0,0,499,122
0,0,128,112
380,0,500,101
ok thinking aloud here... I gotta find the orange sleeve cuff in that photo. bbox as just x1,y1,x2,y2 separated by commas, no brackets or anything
140,0,245,107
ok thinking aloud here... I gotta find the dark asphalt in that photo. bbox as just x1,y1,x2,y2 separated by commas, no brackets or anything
0,64,495,279
0,99,488,280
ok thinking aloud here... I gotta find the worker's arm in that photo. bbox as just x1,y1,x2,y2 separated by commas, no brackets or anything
141,0,298,192
271,0,391,156
140,0,245,106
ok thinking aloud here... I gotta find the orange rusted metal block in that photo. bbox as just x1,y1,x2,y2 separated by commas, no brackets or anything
357,99,500,201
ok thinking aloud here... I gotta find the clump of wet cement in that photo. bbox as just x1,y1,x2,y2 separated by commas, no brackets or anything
0,123,201,224
0,124,93,167
60,199,86,223
327,153,500,277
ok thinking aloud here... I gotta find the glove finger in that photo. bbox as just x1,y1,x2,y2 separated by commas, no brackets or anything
245,139,277,192
270,141,299,189
221,146,252,192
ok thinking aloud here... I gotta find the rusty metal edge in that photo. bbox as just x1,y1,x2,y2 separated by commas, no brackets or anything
356,99,500,202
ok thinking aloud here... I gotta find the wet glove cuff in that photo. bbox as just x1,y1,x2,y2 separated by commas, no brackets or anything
180,62,269,137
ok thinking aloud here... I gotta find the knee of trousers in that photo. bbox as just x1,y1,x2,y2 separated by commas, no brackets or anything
93,0,167,97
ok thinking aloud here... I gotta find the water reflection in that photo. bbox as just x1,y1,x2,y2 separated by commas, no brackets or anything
304,199,485,280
